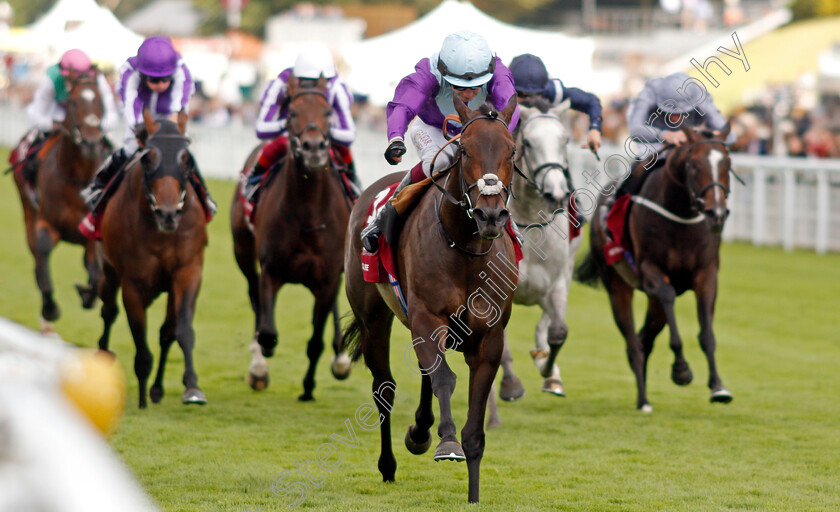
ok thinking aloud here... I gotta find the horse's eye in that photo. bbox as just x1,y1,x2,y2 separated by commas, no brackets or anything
289,111,297,119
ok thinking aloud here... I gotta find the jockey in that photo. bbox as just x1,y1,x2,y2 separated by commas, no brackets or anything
20,49,118,186
603,72,736,277
81,36,216,217
242,46,358,202
618,71,736,198
508,53,602,154
361,30,520,253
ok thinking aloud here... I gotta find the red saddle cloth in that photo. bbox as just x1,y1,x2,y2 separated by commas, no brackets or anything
360,184,524,284
603,193,633,265
568,194,582,241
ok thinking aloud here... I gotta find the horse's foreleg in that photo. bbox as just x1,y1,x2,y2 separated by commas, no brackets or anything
34,221,61,324
150,294,177,404
409,311,461,461
638,296,667,381
76,240,101,309
97,262,120,353
256,270,283,357
122,283,152,409
694,267,732,403
299,291,333,401
536,280,571,396
498,331,524,401
640,261,692,388
407,374,435,452
462,331,504,504
232,226,259,331
606,275,647,410
172,267,206,405
361,316,398,482
329,300,351,380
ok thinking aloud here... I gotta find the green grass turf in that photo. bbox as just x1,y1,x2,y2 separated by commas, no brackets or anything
1,146,838,511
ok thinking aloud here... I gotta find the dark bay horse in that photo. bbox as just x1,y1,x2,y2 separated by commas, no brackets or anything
343,96,519,503
96,110,208,408
230,75,351,400
576,125,734,411
12,73,111,333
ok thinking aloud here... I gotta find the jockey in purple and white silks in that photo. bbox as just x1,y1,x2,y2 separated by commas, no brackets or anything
82,36,215,216
361,30,520,252
242,47,359,201
18,49,118,186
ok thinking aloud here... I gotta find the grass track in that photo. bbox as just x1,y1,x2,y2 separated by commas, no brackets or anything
1,146,838,511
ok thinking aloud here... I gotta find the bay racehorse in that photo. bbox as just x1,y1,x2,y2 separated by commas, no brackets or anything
12,73,111,333
343,96,519,503
96,110,208,408
230,75,351,400
486,101,581,425
576,125,734,411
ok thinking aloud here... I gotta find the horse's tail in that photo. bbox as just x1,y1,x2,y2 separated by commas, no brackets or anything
341,315,364,362
574,250,602,288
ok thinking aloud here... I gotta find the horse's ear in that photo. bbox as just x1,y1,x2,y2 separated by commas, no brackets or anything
143,107,159,136
718,121,731,141
518,103,537,123
549,98,571,117
316,75,327,91
177,109,188,134
500,94,518,125
287,74,299,97
681,123,699,142
453,91,474,123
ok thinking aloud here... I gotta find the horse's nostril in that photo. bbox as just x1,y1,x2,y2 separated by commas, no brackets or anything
497,209,510,226
302,141,311,151
473,209,488,222
319,140,328,150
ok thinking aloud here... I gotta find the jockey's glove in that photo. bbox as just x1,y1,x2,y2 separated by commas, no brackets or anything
384,139,407,165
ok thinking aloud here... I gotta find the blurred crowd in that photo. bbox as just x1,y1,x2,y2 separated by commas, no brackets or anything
3,52,840,159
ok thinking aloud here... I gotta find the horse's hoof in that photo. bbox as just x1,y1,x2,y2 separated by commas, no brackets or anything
298,393,315,402
42,302,60,322
541,377,566,397
182,388,207,405
639,404,653,413
405,425,432,455
331,353,352,380
710,387,733,404
434,440,465,462
149,386,164,403
75,283,97,309
247,372,270,391
500,376,525,401
671,361,693,386
39,317,60,338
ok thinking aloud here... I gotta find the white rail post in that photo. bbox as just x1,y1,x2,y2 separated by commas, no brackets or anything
752,168,767,246
815,170,829,255
782,168,796,251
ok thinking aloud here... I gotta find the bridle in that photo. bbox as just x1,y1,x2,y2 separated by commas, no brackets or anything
287,89,331,177
513,113,572,219
673,139,733,214
431,111,515,220
63,78,107,150
140,129,194,217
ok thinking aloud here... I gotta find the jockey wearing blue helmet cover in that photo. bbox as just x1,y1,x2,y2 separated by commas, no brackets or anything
509,53,603,153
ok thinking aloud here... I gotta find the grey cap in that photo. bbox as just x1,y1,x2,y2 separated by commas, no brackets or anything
655,72,707,114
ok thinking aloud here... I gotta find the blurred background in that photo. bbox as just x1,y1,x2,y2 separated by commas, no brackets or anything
1,0,838,251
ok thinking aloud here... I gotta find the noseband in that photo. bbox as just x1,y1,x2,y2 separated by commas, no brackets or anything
678,140,732,213
515,114,572,197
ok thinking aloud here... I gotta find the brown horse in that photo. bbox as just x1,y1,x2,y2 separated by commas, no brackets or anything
576,125,734,411
12,73,111,332
230,75,351,400
96,110,208,409
343,96,518,503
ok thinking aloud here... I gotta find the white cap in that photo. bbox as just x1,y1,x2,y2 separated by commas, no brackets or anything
293,46,336,79
437,31,494,88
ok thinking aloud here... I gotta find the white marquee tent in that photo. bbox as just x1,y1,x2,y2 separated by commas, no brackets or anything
24,0,143,66
340,0,618,106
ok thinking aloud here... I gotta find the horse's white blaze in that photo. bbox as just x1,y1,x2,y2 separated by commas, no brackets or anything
708,149,723,204
80,88,96,102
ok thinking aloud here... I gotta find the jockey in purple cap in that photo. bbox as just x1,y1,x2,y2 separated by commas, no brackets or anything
360,30,521,252
82,36,216,217
242,46,360,203
16,49,118,190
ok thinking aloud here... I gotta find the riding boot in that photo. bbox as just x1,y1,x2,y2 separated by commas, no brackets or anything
190,165,218,217
360,167,417,253
600,203,640,288
81,148,127,211
243,161,269,202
